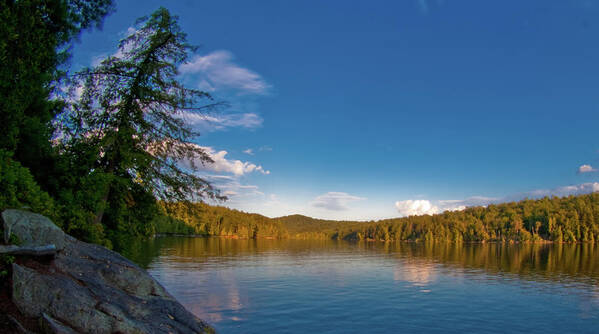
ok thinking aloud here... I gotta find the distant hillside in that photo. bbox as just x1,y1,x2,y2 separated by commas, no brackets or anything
155,193,599,243
274,214,342,234
155,201,287,238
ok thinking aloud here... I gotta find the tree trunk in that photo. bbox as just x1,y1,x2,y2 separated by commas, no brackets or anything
93,186,110,225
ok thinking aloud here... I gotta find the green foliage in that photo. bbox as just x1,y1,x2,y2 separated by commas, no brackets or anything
52,170,111,245
1,0,65,154
1,255,15,265
0,255,15,279
0,0,114,244
152,214,195,235
0,150,55,219
8,233,21,246
0,0,113,184
43,141,112,244
104,181,159,237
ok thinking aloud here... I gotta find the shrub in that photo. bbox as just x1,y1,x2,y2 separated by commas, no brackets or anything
0,150,55,220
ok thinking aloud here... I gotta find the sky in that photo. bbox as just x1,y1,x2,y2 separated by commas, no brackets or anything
70,0,599,220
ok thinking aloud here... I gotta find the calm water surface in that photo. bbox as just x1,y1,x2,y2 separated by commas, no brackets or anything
124,238,599,333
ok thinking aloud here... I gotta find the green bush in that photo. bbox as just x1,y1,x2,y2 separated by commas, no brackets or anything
0,150,55,220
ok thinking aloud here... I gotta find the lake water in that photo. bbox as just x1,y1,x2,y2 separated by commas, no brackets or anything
124,237,599,333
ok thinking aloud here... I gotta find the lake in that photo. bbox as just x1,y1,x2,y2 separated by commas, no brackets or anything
122,237,599,333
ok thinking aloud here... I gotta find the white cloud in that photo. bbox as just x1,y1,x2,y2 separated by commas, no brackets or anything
395,200,440,216
181,112,263,132
179,50,270,95
311,192,366,211
243,149,254,155
578,164,598,173
197,146,270,176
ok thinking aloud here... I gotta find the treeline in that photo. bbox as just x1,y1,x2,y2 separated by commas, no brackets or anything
161,193,599,243
324,193,599,243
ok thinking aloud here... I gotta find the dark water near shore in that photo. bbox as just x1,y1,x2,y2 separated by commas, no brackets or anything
124,237,599,333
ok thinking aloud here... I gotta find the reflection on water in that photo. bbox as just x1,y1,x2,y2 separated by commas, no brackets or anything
394,259,436,289
125,238,599,333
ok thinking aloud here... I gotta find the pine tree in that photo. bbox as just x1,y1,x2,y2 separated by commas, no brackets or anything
60,8,224,229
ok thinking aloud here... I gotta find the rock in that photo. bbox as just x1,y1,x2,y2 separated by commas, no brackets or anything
3,220,10,244
0,244,57,257
2,210,65,250
40,313,78,334
6,210,214,334
12,263,113,331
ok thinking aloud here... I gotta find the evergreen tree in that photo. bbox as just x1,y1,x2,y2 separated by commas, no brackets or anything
0,0,113,179
60,8,224,233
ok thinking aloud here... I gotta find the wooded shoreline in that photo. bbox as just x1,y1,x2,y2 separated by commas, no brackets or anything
155,193,599,244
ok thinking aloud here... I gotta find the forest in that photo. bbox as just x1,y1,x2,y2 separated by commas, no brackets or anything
158,193,599,243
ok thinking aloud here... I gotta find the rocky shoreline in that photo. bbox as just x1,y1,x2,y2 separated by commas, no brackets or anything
0,209,214,333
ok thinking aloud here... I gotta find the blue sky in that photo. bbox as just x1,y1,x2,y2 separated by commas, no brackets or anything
71,0,599,219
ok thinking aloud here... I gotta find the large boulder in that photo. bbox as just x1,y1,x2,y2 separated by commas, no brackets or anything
2,209,65,250
4,210,214,334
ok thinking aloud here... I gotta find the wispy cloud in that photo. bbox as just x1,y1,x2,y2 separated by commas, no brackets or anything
311,192,366,211
204,175,264,201
243,149,254,155
90,45,268,133
179,50,270,95
578,164,598,173
181,111,263,132
437,196,498,210
520,182,599,199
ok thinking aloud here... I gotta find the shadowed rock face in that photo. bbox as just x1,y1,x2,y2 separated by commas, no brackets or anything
3,209,215,334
